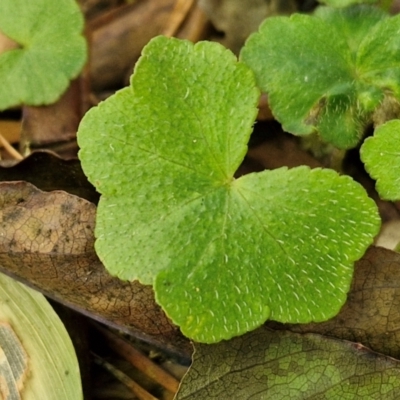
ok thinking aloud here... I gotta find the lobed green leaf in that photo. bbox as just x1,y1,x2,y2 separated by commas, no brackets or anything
0,0,87,110
78,36,380,343
240,5,400,149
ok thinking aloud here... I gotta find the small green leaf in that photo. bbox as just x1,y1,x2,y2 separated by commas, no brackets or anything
356,13,400,98
176,327,400,399
0,272,82,399
0,0,87,110
361,120,400,200
78,36,380,343
240,6,399,149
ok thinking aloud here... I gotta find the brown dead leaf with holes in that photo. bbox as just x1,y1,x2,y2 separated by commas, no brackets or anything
0,181,191,358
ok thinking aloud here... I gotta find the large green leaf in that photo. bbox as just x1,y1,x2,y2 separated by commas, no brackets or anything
0,272,82,399
361,120,400,200
78,36,380,343
240,6,400,149
0,0,86,110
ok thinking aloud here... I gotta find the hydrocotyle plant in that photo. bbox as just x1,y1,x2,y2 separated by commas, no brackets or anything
240,5,400,149
77,35,380,343
0,0,87,110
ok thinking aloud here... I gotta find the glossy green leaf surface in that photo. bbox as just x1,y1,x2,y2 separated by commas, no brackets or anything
361,120,400,200
240,6,400,149
78,36,380,343
0,0,86,110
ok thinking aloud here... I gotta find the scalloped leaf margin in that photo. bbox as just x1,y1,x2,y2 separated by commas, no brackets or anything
361,119,400,200
78,36,380,343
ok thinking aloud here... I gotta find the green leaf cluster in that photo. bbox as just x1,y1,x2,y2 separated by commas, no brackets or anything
240,5,400,149
78,36,380,343
0,0,87,110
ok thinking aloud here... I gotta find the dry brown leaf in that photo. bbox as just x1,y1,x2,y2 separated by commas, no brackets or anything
198,0,297,54
0,31,19,54
20,79,84,152
89,0,175,91
0,181,191,358
177,326,400,399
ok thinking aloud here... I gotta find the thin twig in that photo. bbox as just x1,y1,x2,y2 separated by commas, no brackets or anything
92,352,158,400
0,132,23,160
163,0,195,37
96,325,180,394
181,5,210,43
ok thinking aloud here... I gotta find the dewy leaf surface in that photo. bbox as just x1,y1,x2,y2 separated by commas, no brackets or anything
176,327,400,399
0,0,87,110
240,6,396,149
78,36,380,343
361,120,400,200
